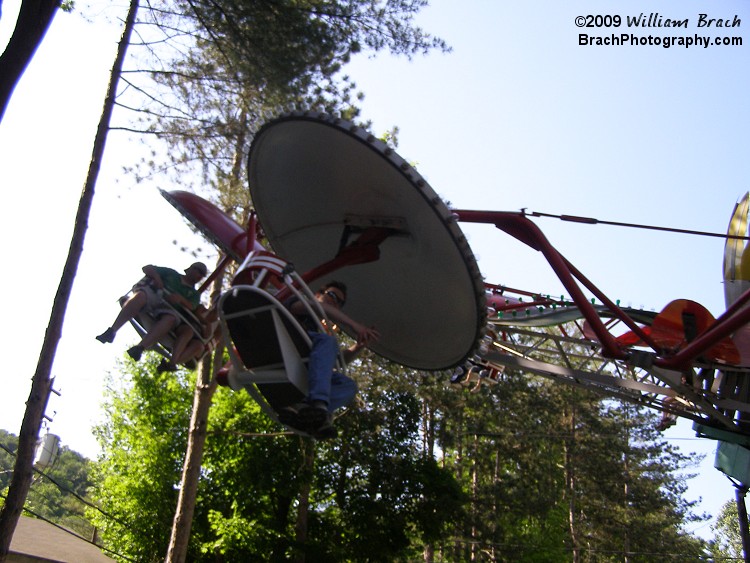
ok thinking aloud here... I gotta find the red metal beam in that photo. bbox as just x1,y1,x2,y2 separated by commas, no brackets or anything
454,210,627,359
455,208,750,371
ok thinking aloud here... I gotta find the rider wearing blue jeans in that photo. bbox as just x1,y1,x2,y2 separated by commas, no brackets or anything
282,281,380,439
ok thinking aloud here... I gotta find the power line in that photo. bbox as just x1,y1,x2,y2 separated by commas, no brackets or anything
0,440,156,551
0,440,114,523
0,493,137,563
528,210,749,240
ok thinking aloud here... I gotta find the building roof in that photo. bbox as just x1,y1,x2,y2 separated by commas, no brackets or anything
8,516,114,563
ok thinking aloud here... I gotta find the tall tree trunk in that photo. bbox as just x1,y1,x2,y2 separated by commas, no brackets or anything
564,405,581,563
423,400,435,562
423,540,434,562
491,449,499,562
293,439,315,563
0,0,61,122
164,354,219,562
470,433,478,562
622,413,631,563
166,115,247,561
453,412,464,561
165,275,224,563
623,468,630,563
0,1,139,559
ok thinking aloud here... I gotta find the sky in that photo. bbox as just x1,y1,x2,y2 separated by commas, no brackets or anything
1,0,749,541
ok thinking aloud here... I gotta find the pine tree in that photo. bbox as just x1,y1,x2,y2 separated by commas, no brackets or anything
711,498,744,560
421,337,710,562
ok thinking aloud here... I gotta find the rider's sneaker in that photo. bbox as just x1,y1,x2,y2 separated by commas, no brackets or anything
298,400,329,429
157,359,177,373
278,404,306,432
312,417,338,440
127,345,144,362
96,328,115,344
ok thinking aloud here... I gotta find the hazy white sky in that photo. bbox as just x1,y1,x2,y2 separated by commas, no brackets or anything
2,0,749,540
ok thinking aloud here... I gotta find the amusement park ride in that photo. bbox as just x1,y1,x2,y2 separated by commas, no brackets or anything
131,110,750,489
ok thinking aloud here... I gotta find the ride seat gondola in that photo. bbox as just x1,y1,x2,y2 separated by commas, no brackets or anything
217,250,347,430
120,278,212,363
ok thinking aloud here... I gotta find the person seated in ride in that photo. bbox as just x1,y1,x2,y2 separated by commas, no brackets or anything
157,300,221,373
656,374,689,431
281,281,380,439
96,262,208,361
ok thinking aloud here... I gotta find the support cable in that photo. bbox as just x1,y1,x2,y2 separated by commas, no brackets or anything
527,210,750,240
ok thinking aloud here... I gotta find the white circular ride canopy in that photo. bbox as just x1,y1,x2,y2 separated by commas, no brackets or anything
247,111,486,370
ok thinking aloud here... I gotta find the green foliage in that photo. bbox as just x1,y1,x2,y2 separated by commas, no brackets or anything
561,398,707,561
1,429,95,539
202,504,263,557
430,362,709,562
310,381,466,561
196,363,466,561
711,498,744,560
170,0,448,94
89,351,468,561
0,429,16,492
26,445,95,539
88,332,712,560
89,355,194,561
430,372,570,560
197,387,307,560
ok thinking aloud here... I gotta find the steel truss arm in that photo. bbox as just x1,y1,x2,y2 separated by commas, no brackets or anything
481,323,750,435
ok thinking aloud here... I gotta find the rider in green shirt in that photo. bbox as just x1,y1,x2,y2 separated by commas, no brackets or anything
96,262,208,361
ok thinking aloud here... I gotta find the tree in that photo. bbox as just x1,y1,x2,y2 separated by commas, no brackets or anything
712,498,744,561
197,388,309,560
559,396,707,561
117,0,450,198
0,0,72,122
180,0,448,91
0,4,139,559
195,358,466,562
165,270,226,563
88,324,713,561
428,347,709,562
24,445,95,539
88,348,469,561
310,358,466,561
1,0,448,558
111,4,449,561
435,371,572,561
0,430,95,541
0,431,17,492
89,356,195,561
